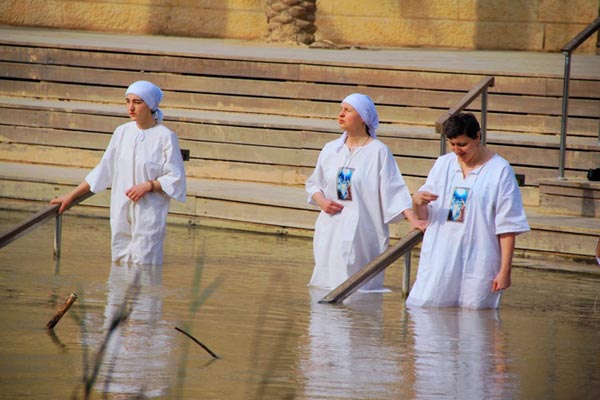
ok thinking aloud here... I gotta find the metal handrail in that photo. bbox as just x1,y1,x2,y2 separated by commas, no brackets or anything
558,17,600,179
1,149,189,256
436,76,495,155
0,192,94,256
319,229,424,303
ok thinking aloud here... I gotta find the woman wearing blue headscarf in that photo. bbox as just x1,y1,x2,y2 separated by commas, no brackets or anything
305,93,427,291
51,81,186,265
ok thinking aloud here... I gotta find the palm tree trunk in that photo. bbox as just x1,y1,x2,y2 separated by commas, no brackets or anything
265,0,317,44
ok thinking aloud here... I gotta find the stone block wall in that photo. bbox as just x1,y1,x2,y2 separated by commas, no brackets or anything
316,0,599,53
0,0,598,53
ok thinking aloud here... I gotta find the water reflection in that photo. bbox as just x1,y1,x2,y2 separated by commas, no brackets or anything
302,290,519,400
1,211,600,399
301,288,402,399
86,263,173,398
407,307,517,400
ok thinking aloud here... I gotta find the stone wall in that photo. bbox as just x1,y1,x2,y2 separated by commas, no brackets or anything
0,0,598,53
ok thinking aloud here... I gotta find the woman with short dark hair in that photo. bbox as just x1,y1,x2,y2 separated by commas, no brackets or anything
407,112,529,309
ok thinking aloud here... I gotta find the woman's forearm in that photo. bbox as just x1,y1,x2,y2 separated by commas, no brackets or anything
498,232,516,274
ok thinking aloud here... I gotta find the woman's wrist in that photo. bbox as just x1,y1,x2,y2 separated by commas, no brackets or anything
147,180,154,192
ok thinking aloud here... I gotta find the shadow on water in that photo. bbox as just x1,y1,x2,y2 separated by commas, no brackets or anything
0,211,599,399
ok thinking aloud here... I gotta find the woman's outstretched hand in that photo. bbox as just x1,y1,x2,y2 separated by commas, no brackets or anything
403,209,428,232
412,191,439,206
50,193,74,214
409,218,428,233
50,181,91,214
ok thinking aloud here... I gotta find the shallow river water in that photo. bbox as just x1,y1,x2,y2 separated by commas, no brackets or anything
1,210,599,400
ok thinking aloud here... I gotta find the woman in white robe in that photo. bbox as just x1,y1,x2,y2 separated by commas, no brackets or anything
51,81,186,265
305,93,426,291
407,113,529,309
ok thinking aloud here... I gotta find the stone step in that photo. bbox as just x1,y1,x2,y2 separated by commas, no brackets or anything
1,96,599,209
1,25,599,268
1,25,599,139
539,178,600,217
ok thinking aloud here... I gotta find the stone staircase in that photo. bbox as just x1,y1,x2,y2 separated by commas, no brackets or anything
0,26,598,265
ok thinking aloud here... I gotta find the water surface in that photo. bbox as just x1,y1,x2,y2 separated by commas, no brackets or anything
0,211,599,399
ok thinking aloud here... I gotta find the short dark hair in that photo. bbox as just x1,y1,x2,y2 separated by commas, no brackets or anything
443,112,480,139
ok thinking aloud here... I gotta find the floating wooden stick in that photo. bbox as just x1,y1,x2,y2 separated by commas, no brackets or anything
46,293,78,330
175,326,219,359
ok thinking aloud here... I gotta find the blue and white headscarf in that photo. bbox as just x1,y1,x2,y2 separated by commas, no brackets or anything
341,93,379,138
125,80,164,123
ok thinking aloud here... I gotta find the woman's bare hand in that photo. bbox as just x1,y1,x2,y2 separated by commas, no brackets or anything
409,218,428,233
318,198,344,215
125,181,152,202
312,192,344,215
50,194,74,214
413,191,439,206
492,270,511,292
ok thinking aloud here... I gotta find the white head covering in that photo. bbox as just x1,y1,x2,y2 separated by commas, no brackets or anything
341,93,379,138
125,80,164,123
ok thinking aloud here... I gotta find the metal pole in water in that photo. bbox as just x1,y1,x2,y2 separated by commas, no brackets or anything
319,229,424,304
403,250,411,298
54,213,62,261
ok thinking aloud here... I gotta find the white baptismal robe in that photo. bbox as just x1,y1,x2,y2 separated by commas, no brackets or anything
406,153,529,309
306,137,413,291
86,122,186,265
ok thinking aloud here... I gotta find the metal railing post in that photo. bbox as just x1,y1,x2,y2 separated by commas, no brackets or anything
557,17,600,178
440,132,447,155
481,88,488,145
54,213,62,260
559,51,571,180
0,191,93,251
403,250,411,298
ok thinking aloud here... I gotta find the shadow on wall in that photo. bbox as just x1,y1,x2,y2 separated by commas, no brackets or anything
474,0,599,53
473,0,540,51
0,0,231,39
161,1,228,38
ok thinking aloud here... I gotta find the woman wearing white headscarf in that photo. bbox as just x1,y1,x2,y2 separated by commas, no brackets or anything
51,80,186,265
305,93,427,291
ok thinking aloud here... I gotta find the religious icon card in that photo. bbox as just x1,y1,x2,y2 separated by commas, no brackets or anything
337,167,354,201
447,186,469,222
